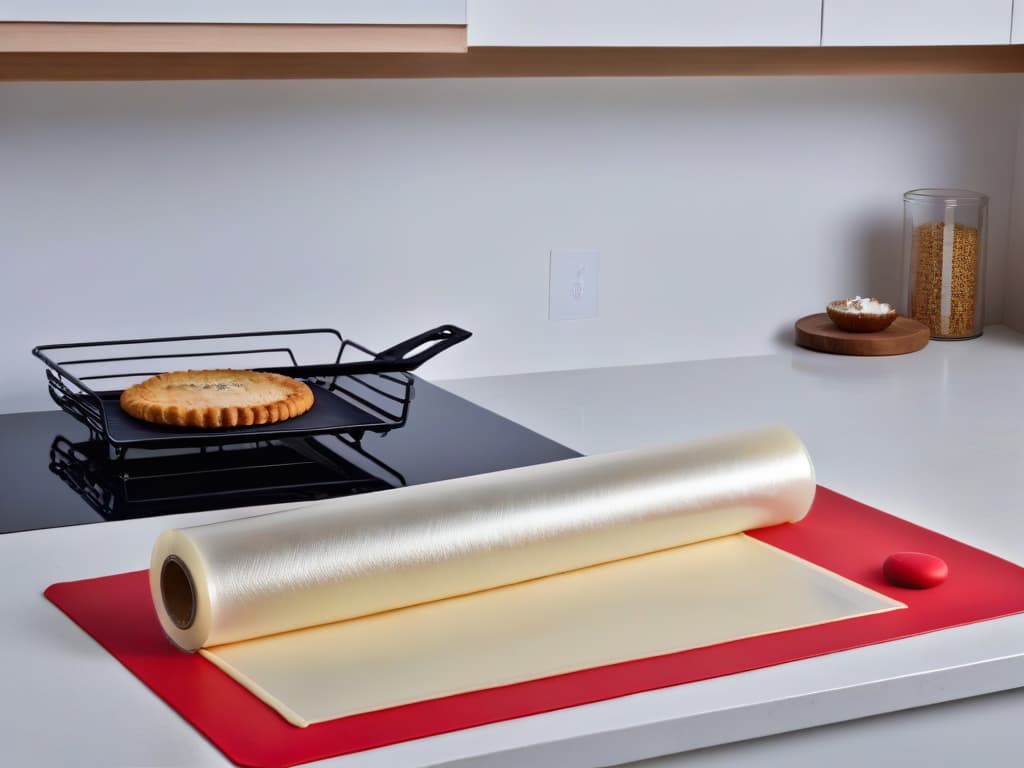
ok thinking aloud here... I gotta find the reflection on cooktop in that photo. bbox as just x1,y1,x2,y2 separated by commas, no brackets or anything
1,378,580,534
49,434,404,521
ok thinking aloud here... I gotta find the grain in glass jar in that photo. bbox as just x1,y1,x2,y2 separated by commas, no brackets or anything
902,189,987,340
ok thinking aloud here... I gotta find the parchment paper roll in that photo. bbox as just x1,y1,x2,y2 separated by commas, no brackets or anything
151,425,815,652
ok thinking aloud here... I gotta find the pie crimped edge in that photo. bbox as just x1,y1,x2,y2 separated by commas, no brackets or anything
119,369,315,428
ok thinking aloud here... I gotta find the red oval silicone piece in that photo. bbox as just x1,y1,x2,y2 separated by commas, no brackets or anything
883,552,949,589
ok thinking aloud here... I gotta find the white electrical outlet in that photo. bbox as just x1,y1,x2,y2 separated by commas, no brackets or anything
549,251,600,321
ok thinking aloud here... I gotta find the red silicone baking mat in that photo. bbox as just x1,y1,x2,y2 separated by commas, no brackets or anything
45,486,1024,768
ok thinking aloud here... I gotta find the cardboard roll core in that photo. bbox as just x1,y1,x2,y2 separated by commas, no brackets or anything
160,555,196,630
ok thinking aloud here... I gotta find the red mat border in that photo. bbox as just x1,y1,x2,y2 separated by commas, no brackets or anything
45,486,1024,768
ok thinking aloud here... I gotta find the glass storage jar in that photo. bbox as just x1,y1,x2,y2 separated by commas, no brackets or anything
902,188,987,340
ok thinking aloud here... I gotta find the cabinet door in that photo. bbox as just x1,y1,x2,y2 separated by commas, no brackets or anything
1012,3,1024,43
467,0,822,47
822,0,1011,46
0,1,466,24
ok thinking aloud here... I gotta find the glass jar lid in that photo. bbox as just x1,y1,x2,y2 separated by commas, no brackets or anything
904,188,988,206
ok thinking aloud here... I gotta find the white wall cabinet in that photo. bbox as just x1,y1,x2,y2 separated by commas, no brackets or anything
822,0,1011,46
1012,3,1024,43
0,1,466,25
467,0,822,48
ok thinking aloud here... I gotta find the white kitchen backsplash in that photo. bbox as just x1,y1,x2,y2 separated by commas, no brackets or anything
1002,99,1024,333
1,74,1022,413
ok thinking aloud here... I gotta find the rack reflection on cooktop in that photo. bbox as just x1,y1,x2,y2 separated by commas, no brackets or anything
49,434,404,521
1,378,580,534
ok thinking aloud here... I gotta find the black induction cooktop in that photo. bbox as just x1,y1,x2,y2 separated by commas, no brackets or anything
0,378,580,534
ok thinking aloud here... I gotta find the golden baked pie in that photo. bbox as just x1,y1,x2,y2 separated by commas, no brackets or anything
119,369,315,428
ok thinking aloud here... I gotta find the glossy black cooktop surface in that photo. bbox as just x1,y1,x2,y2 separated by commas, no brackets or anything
0,378,580,534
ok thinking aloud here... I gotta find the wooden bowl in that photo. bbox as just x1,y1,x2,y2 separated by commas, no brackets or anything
826,300,897,333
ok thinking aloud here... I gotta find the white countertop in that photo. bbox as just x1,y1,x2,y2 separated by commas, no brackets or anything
5,327,1024,767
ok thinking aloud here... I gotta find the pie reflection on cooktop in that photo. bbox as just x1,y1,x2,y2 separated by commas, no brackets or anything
2,378,579,534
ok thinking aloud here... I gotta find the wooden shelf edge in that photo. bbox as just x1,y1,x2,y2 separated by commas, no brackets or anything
4,44,1024,81
0,22,468,54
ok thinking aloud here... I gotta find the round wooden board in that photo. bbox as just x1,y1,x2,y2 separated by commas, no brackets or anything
795,313,929,356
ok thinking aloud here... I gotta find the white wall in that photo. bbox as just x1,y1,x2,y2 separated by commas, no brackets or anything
1003,101,1024,332
1,75,1021,414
